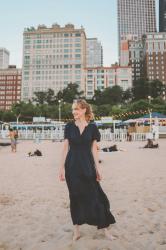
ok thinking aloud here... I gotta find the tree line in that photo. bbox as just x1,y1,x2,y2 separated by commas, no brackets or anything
0,80,166,122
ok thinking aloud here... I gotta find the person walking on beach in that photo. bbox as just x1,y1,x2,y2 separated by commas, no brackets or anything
8,128,17,152
59,99,116,241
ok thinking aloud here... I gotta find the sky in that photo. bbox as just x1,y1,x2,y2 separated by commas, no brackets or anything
0,0,159,68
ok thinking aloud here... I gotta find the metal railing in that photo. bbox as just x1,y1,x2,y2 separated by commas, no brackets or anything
99,130,147,141
0,129,149,141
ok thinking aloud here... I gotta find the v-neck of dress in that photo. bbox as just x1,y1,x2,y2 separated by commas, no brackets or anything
74,122,89,136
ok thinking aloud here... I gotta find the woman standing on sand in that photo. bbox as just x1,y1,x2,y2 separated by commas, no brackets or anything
8,128,17,153
59,99,116,241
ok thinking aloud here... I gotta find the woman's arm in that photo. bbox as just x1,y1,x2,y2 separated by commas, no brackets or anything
59,139,69,181
91,140,102,181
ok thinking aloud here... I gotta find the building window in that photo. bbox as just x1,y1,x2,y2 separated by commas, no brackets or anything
75,38,81,42
75,49,81,53
75,64,81,68
75,43,81,47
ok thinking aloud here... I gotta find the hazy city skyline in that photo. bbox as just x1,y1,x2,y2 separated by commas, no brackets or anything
0,0,159,68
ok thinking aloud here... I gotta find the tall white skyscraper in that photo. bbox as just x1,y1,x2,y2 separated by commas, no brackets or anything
0,48,9,69
86,38,103,67
22,24,86,102
117,0,157,57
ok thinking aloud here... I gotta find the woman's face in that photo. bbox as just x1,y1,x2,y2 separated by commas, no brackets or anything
72,103,86,120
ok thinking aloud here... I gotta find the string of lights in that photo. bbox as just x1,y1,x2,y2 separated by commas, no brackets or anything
59,109,153,122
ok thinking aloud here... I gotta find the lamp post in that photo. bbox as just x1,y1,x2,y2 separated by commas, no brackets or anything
58,99,66,122
11,111,21,126
148,96,152,133
16,114,21,124
148,95,151,104
58,100,62,122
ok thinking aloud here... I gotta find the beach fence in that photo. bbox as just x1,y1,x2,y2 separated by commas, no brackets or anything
0,129,148,141
99,129,147,141
0,129,64,141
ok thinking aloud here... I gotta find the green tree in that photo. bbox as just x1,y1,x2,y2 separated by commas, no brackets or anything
132,79,148,100
0,110,3,121
93,86,123,105
56,83,84,103
16,102,38,121
128,99,150,112
46,89,56,105
122,88,133,103
110,105,124,116
33,91,47,104
56,90,63,102
92,89,103,105
132,79,165,101
100,86,123,105
108,86,123,105
11,102,23,122
148,80,165,99
1,111,15,122
95,104,111,117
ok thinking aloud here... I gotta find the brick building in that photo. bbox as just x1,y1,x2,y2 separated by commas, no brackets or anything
0,66,22,110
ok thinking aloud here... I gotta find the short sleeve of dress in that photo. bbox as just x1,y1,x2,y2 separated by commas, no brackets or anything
92,124,101,142
64,123,70,140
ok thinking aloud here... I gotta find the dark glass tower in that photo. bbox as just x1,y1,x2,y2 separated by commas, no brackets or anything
117,0,157,57
159,0,166,32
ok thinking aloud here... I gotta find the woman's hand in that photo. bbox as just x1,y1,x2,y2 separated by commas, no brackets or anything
59,167,65,181
96,167,102,182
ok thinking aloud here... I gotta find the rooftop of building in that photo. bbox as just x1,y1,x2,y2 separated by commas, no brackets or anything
85,65,132,70
23,23,86,36
145,32,166,38
0,66,22,73
0,48,10,54
87,38,98,40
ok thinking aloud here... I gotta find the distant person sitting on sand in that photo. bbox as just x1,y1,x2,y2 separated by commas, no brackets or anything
28,149,42,157
143,139,159,149
0,142,11,146
101,144,126,152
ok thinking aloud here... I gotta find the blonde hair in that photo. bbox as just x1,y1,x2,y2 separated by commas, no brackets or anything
73,99,94,122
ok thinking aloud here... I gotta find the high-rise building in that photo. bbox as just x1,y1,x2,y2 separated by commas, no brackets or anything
22,23,86,102
145,32,166,85
159,0,166,32
117,0,156,58
120,35,146,82
0,48,10,69
0,66,21,110
86,38,103,67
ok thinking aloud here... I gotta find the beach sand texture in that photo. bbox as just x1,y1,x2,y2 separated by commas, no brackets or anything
0,140,166,250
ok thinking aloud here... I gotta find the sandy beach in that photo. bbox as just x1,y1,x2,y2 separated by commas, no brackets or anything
0,139,166,250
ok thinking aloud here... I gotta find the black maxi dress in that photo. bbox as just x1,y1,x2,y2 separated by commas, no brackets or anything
64,121,116,229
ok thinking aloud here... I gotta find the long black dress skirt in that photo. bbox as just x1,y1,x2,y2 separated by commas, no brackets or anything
64,122,116,229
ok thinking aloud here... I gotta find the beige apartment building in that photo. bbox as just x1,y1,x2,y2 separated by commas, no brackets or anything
84,66,132,99
22,23,87,102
